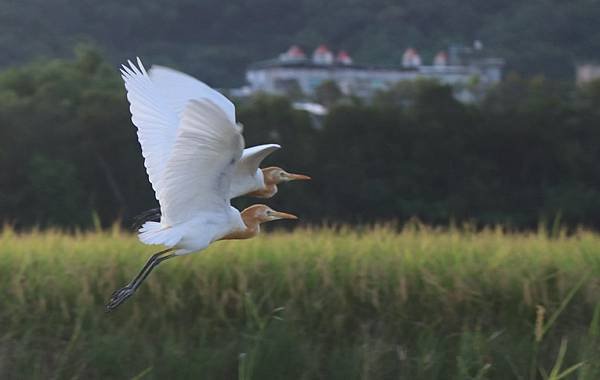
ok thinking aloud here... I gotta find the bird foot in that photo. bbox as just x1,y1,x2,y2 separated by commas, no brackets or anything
105,286,135,312
110,285,131,299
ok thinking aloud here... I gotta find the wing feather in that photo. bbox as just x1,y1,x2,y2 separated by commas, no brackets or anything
146,64,281,198
229,144,281,197
238,144,281,175
148,65,236,124
159,99,244,226
121,58,179,201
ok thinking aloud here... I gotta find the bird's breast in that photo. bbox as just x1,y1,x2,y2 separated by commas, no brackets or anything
174,212,239,253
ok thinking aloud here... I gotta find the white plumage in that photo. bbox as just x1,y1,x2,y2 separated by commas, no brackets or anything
121,61,251,252
230,144,281,196
136,97,245,253
121,59,281,203
148,64,236,124
147,64,283,196
121,59,179,201
106,59,301,312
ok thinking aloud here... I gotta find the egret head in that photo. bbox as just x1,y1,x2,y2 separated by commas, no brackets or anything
241,204,298,225
262,167,311,186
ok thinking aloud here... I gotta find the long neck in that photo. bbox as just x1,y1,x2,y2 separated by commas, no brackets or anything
247,184,277,198
220,214,260,240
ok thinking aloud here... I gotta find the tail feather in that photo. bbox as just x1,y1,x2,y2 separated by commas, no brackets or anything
138,222,182,247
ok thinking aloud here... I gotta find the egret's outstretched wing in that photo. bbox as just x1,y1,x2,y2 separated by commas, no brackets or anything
237,144,281,175
159,99,244,226
147,64,282,198
121,58,179,201
148,65,236,124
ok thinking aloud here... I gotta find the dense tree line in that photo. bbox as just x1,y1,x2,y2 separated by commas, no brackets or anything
1,0,600,85
2,50,600,229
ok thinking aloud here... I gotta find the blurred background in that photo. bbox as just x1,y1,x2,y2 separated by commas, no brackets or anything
2,0,600,229
4,2,600,379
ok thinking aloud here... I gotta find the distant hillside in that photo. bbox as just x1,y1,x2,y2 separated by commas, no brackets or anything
1,0,598,86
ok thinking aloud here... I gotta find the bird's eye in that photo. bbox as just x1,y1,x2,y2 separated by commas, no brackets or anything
280,172,285,177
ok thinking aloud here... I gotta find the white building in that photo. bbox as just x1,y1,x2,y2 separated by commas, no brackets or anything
244,44,504,102
402,48,422,67
576,64,600,86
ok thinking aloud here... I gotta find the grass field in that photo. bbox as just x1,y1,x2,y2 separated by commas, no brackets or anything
1,225,600,379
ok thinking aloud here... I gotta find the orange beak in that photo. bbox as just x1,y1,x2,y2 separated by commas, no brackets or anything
286,173,311,181
271,211,298,220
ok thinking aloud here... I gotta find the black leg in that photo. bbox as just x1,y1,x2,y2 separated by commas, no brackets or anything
106,249,174,312
110,248,172,297
130,253,175,292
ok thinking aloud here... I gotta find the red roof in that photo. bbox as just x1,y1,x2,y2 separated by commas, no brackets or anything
337,50,350,59
403,48,418,57
314,44,331,54
287,45,305,57
336,50,352,64
434,51,448,65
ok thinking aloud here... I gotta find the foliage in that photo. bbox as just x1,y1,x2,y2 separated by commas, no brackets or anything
1,0,600,85
3,50,600,228
0,47,154,228
1,226,599,379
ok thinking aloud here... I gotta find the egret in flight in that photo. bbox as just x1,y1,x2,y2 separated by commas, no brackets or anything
127,61,310,228
106,63,300,312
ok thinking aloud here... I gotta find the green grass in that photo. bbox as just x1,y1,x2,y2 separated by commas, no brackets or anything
1,225,600,379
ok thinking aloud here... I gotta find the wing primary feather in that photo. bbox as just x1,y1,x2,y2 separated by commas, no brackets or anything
121,64,134,75
121,57,180,203
147,65,237,124
127,60,139,75
136,57,147,75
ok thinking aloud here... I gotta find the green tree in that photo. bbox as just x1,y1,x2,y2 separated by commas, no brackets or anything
0,46,153,228
26,155,89,227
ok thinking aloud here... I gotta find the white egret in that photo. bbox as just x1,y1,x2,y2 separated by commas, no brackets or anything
106,87,298,312
147,63,311,196
122,59,310,227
